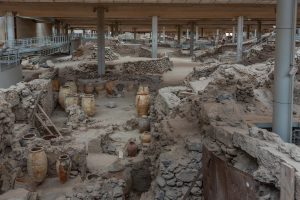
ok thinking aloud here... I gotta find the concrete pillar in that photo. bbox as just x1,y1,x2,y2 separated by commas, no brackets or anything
232,26,236,43
36,23,51,38
247,24,251,39
52,24,56,36
237,16,244,62
152,16,158,58
6,12,15,43
195,26,199,41
115,22,119,36
177,25,181,45
215,29,220,45
96,7,105,76
273,0,297,142
186,29,189,39
162,26,166,42
254,29,257,38
190,23,195,56
56,22,60,35
133,28,137,41
257,20,262,41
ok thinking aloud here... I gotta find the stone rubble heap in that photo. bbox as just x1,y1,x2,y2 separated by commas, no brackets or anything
68,177,126,200
0,96,15,153
0,79,54,122
72,43,119,61
122,57,173,75
66,105,88,130
153,137,203,200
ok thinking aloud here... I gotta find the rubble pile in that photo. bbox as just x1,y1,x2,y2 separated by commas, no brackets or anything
59,62,98,80
72,43,119,61
66,105,88,130
243,44,275,65
152,137,203,200
122,57,173,75
0,96,15,153
69,177,126,199
0,79,54,122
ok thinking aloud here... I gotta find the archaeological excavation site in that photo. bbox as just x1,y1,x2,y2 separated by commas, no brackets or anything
1,0,300,200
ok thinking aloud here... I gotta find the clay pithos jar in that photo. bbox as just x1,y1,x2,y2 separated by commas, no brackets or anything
65,81,78,94
138,115,150,133
141,131,152,144
84,82,94,94
52,79,60,92
42,135,57,144
136,93,150,117
127,140,138,157
27,146,48,183
64,93,80,109
58,85,72,109
56,154,72,184
21,132,36,147
81,94,96,117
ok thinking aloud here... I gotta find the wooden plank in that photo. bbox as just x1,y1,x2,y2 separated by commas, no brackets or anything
280,163,295,200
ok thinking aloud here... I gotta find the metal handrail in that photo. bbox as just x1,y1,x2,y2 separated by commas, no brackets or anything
4,35,70,49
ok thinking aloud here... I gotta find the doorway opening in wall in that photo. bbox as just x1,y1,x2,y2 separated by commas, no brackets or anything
255,122,300,145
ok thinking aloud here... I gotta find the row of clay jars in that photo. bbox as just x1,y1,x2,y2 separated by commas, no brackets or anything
78,81,106,95
27,146,72,184
59,88,96,117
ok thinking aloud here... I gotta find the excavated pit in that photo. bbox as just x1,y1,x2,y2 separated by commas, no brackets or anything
1,38,300,200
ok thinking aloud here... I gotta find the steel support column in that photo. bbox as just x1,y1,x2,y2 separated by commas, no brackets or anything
96,7,105,76
232,26,236,43
6,11,15,46
190,23,195,56
162,26,166,42
273,0,297,142
177,25,181,45
152,16,158,58
195,26,199,41
237,16,244,62
257,20,262,41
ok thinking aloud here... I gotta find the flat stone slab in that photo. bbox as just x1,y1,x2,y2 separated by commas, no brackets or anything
189,78,213,93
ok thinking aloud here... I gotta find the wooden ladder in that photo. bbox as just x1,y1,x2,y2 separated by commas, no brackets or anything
34,104,62,137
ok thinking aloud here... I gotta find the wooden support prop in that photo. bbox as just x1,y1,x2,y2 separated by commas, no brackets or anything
280,163,295,200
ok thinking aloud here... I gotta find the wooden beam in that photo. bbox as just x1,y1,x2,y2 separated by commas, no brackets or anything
280,163,295,200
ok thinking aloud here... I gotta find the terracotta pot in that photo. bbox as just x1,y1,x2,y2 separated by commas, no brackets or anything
52,79,60,92
64,94,80,109
136,94,150,117
95,81,106,95
81,94,96,117
42,135,57,142
56,154,72,184
141,131,151,144
127,82,134,91
77,82,85,93
105,81,115,95
21,133,36,147
58,86,72,109
84,83,94,94
27,146,48,183
127,141,138,157
138,115,150,133
65,81,77,94
137,86,149,95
